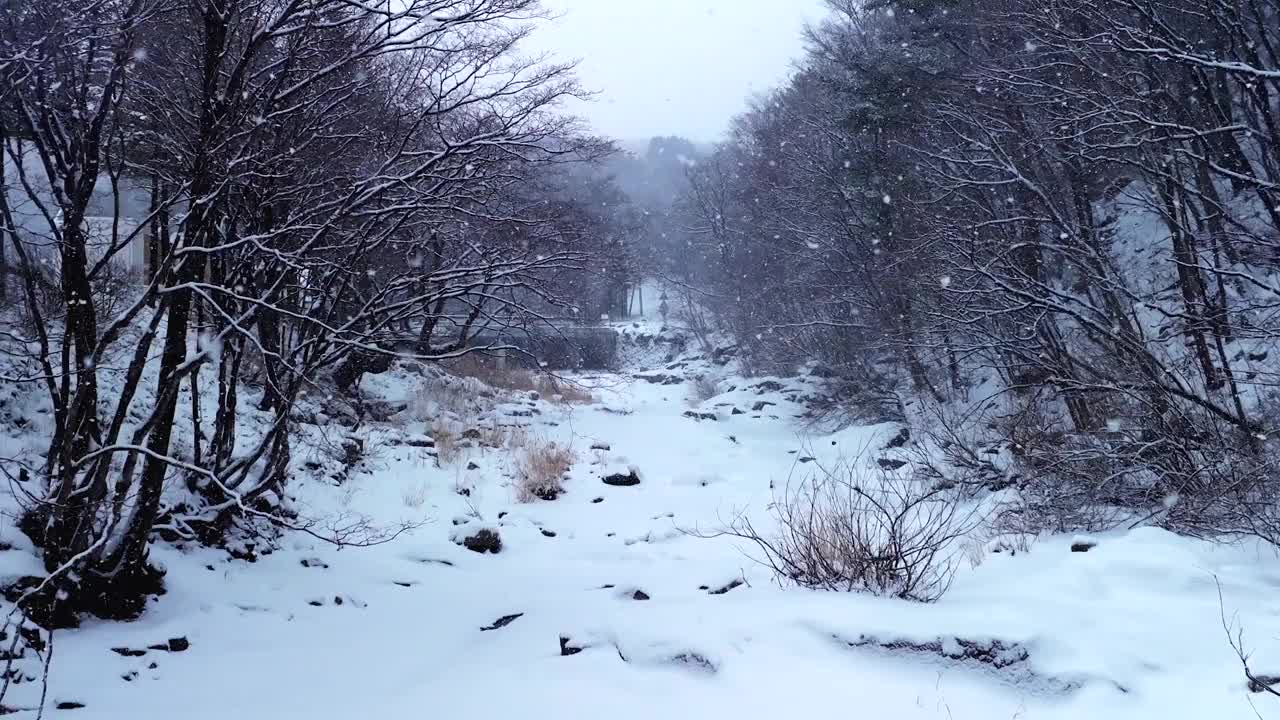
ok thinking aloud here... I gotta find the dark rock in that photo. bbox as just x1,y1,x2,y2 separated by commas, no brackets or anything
403,436,434,448
121,671,138,682
456,487,471,497
798,456,815,464
362,400,407,422
559,636,584,656
462,529,502,554
333,596,344,606
111,647,146,658
308,600,323,607
541,529,557,538
754,380,784,393
1070,541,1097,553
709,579,744,595
884,427,911,449
877,458,908,471
55,702,86,710
394,581,414,588
591,497,604,504
631,590,650,601
636,373,683,386
731,407,744,415
591,441,611,451
1249,674,1280,693
299,558,329,569
682,411,717,422
480,613,524,632
751,401,776,412
602,471,641,487
148,662,157,669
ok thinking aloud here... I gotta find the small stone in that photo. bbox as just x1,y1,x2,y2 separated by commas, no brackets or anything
111,647,146,657
56,701,86,710
709,579,744,595
1070,540,1097,553
591,497,604,504
541,529,557,538
559,636,583,656
467,461,480,470
877,458,908,471
631,590,650,601
591,441,611,451
480,613,524,632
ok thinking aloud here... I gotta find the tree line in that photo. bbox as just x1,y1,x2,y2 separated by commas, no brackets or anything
674,0,1280,541
0,0,632,623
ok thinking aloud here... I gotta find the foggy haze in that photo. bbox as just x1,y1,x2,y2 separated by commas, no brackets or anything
535,0,829,142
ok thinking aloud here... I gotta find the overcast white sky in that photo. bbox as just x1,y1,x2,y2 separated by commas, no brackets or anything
533,0,830,143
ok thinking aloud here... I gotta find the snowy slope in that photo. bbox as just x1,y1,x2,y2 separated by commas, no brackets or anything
2,327,1278,718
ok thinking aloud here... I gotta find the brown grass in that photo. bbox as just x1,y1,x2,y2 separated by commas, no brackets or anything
534,375,594,405
439,353,593,404
430,420,462,466
516,439,576,502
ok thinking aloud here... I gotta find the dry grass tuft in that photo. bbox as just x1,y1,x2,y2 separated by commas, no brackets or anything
688,374,720,405
439,354,593,404
516,439,576,503
430,420,462,466
402,482,429,509
534,374,594,405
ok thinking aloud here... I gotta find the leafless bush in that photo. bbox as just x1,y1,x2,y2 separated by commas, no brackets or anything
515,439,575,502
716,457,981,601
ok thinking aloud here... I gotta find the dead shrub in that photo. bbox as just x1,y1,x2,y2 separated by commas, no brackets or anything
516,439,576,502
716,457,980,601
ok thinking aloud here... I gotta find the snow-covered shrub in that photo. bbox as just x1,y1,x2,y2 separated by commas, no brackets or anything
430,420,462,466
688,374,720,404
721,458,980,601
515,440,576,502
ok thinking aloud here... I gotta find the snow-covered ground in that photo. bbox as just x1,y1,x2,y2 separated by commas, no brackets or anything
4,322,1279,718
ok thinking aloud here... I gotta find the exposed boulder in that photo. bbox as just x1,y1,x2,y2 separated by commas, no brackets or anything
602,470,641,487
460,529,502,554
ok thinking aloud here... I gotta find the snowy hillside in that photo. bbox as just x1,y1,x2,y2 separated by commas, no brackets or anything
0,323,1273,719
